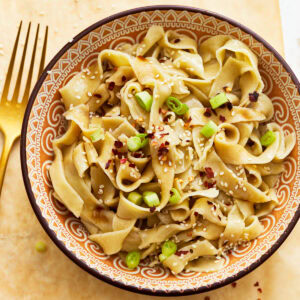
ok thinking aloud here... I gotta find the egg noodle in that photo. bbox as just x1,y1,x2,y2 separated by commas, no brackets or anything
50,26,295,274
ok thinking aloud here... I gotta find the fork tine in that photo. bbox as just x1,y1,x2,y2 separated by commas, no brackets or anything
11,22,31,103
22,24,40,102
1,21,22,102
38,26,48,78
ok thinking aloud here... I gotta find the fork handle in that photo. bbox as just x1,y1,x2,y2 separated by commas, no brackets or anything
0,136,16,195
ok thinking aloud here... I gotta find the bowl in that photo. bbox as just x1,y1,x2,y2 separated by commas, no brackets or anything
21,5,300,296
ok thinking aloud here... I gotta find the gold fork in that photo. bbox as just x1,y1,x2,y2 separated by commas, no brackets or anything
0,22,48,193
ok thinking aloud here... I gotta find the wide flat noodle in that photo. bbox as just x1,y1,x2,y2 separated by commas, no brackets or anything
49,25,294,274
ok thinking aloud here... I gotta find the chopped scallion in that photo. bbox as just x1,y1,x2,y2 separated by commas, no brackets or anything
200,120,218,138
135,91,153,112
128,192,143,205
161,240,177,258
260,131,276,146
127,136,142,152
35,241,47,253
125,251,140,269
90,128,104,142
143,191,160,207
166,96,189,115
136,133,149,148
169,188,181,204
209,93,228,109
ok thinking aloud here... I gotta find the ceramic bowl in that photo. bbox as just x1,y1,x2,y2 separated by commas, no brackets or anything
21,5,300,296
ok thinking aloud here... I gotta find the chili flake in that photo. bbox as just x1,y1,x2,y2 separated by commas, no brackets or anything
204,108,212,117
205,167,214,178
105,160,112,169
219,115,226,122
249,91,259,102
175,250,189,256
108,81,115,90
120,158,127,164
114,141,123,148
121,75,127,82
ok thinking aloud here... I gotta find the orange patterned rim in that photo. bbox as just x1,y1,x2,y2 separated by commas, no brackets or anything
21,6,300,296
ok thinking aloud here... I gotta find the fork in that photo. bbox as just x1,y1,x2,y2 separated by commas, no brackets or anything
0,22,48,194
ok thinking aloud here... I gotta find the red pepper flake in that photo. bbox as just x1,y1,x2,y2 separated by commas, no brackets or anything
94,93,102,98
247,139,255,147
204,181,216,189
219,115,226,122
254,282,259,287
108,81,115,90
257,288,262,293
174,38,181,43
231,282,237,288
207,201,213,206
218,215,221,221
147,133,155,139
138,126,146,133
205,167,214,178
112,149,119,155
187,231,193,237
114,141,123,148
190,249,193,253
132,152,143,158
184,117,192,129
204,108,212,117
158,147,169,157
249,91,259,102
120,158,127,164
137,56,147,61
227,102,233,110
105,160,111,169
165,141,170,146
160,133,169,138
122,75,127,82
163,114,171,122
118,152,126,159
204,297,210,300
194,211,199,217
175,250,189,256
199,171,206,177
129,163,136,168
150,207,156,213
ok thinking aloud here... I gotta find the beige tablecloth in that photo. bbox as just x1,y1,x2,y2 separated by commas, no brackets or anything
0,0,299,299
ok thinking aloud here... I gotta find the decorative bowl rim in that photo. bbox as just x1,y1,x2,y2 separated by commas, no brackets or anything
20,5,300,297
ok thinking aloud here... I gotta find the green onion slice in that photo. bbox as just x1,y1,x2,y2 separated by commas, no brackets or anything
209,92,228,109
135,91,153,112
136,133,149,148
35,241,47,253
90,128,104,142
125,251,141,269
159,253,167,262
143,191,160,207
162,240,177,257
127,136,142,152
260,131,276,146
200,120,218,138
166,96,189,115
128,192,143,206
169,188,181,204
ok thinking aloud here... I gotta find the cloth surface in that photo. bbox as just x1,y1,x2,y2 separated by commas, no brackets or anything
0,0,299,299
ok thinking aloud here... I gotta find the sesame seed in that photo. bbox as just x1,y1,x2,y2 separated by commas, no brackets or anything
220,171,224,176
224,182,228,188
164,167,168,173
87,92,92,97
75,95,81,99
243,187,247,192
